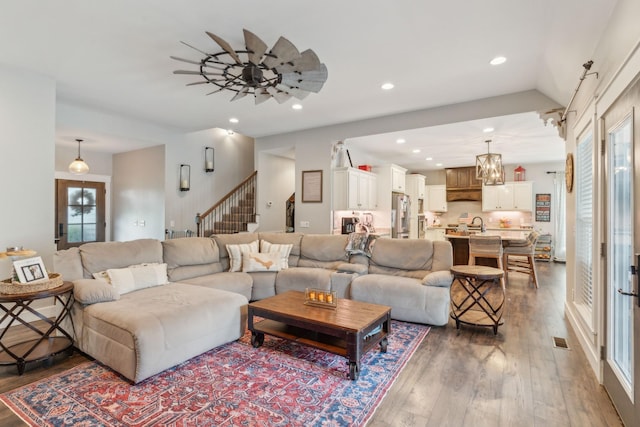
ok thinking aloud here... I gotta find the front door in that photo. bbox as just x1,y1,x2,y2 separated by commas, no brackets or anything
602,75,640,425
55,179,106,250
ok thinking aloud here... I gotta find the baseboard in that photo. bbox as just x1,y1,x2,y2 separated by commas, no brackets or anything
565,302,602,382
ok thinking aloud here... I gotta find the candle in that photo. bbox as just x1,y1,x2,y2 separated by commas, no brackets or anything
326,293,333,304
206,161,213,170
309,290,316,301
181,179,188,189
318,292,325,302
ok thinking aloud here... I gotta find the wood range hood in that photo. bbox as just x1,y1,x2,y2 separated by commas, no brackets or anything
445,166,482,202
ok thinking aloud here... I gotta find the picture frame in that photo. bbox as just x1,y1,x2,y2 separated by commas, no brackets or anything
535,193,551,222
13,256,48,283
302,170,323,203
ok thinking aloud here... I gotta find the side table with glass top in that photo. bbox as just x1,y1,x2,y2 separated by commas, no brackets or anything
0,281,75,374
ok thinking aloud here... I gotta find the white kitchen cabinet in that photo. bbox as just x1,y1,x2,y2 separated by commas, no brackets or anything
426,185,447,212
332,167,377,210
482,181,533,211
406,174,426,199
391,164,407,192
425,228,446,241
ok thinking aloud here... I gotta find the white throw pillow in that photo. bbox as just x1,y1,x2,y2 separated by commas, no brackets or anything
242,252,283,272
260,240,293,269
106,263,169,295
226,240,259,272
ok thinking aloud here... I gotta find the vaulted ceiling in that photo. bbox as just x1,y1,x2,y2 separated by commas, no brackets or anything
0,0,617,166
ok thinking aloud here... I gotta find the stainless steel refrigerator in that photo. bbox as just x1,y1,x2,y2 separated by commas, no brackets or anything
391,192,411,238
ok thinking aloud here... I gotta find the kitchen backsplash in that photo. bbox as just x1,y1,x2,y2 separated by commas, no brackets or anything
424,201,533,228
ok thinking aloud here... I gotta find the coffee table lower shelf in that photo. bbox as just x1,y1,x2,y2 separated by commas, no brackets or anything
250,319,388,380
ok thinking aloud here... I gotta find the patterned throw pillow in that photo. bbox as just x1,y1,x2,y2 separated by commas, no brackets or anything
242,252,283,272
225,240,259,272
260,240,293,269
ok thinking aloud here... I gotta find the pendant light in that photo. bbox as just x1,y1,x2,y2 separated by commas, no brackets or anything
68,138,90,175
475,139,504,186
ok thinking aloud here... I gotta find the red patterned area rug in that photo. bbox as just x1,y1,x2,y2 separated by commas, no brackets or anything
1,320,428,426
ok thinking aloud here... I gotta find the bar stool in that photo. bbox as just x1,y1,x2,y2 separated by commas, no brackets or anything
503,231,540,288
468,235,505,288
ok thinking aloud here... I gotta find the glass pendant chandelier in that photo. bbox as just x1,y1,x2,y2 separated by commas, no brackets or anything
68,138,90,175
475,139,504,185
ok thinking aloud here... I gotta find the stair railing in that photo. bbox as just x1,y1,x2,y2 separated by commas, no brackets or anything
196,171,257,236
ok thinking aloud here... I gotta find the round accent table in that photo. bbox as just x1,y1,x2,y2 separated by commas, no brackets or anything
450,265,505,335
0,282,75,374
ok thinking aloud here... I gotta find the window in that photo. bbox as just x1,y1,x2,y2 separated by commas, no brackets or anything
575,128,594,327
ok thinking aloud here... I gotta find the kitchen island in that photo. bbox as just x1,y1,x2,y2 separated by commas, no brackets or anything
446,230,530,266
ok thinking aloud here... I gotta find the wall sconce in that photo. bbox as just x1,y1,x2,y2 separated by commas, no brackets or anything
179,164,190,191
204,147,214,172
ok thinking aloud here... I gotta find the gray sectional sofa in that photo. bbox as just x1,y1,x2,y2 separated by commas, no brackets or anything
54,232,453,383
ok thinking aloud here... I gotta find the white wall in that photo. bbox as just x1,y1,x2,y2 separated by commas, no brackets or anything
0,64,56,278
164,128,255,232
257,152,295,232
112,145,166,241
255,90,562,234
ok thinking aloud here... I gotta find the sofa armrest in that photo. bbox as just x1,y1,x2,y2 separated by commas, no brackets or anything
73,279,120,305
337,263,368,275
421,271,454,288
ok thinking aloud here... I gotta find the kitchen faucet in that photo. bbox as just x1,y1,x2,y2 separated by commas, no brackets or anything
471,216,486,233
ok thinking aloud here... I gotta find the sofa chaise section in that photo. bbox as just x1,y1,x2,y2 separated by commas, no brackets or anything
54,238,248,383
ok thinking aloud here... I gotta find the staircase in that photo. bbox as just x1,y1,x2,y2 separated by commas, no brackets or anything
196,171,257,236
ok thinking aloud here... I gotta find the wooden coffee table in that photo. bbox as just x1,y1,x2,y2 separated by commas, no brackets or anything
248,291,391,380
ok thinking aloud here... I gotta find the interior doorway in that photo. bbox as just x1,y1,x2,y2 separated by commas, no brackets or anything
55,179,106,250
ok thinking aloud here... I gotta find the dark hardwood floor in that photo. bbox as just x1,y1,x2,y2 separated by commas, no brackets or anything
0,262,623,426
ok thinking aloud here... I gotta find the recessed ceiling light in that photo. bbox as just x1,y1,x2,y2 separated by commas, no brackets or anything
412,149,421,153
435,163,443,167
483,127,494,133
229,117,239,124
425,157,433,161
396,138,406,144
381,82,395,90
292,104,303,110
490,56,507,66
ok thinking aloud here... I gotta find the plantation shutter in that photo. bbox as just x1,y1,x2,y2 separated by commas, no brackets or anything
575,131,594,311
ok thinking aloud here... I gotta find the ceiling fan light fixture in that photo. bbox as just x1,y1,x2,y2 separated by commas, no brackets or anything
68,139,89,175
172,29,328,105
475,139,504,185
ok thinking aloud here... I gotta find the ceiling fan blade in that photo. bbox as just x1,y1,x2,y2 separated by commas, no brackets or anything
243,29,268,65
206,31,242,64
275,49,321,73
254,89,271,105
262,36,300,69
173,70,223,76
231,87,250,101
266,87,292,104
170,56,203,66
180,41,211,57
276,84,310,100
281,64,328,92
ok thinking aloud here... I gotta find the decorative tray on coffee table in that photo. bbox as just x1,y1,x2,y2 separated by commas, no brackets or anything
304,288,337,309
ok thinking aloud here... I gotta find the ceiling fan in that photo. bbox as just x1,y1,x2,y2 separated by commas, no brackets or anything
172,29,328,104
